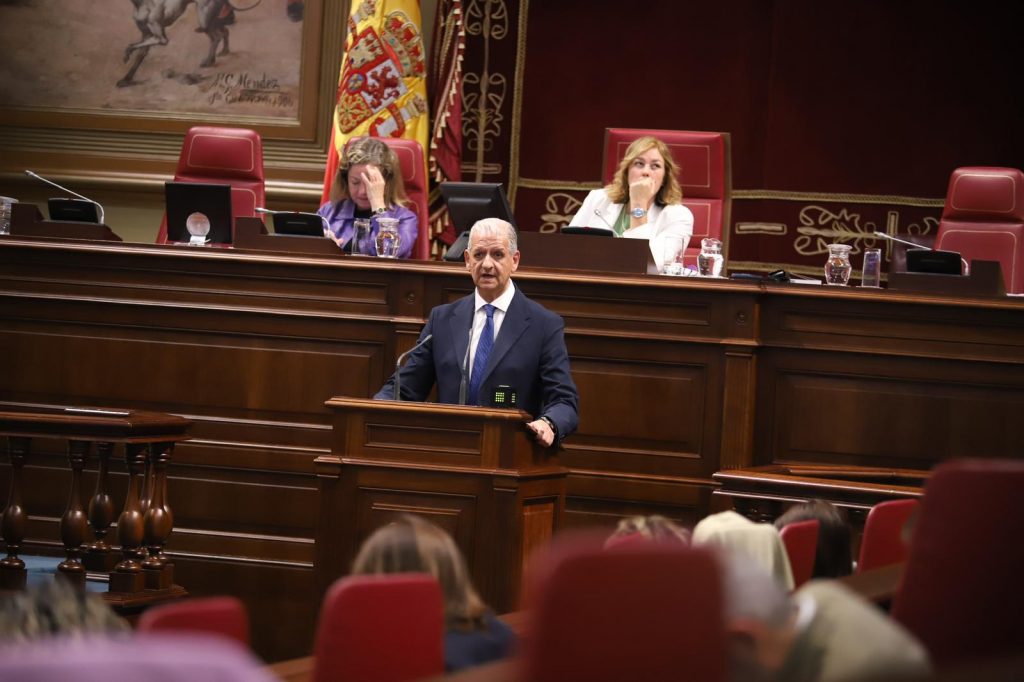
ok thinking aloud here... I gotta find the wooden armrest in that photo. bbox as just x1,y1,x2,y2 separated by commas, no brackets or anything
836,562,904,605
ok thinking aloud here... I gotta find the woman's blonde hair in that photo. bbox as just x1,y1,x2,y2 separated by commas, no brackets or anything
604,136,683,206
352,514,488,629
606,515,691,547
330,136,409,207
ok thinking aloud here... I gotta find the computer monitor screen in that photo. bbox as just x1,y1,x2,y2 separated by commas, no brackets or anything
165,181,234,245
440,182,517,261
906,248,962,275
48,198,103,224
271,211,328,237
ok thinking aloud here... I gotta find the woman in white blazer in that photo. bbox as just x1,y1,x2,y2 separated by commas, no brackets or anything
568,136,693,268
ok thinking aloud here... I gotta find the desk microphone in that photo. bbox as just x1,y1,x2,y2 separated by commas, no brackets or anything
25,170,106,224
872,231,969,275
458,326,473,405
394,333,432,402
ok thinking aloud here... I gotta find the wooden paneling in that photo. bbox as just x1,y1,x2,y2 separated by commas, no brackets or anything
3,237,1024,661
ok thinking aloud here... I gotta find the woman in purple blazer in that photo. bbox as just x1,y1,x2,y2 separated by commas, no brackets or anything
317,137,418,258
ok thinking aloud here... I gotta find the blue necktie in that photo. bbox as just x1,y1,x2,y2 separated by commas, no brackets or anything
469,304,495,405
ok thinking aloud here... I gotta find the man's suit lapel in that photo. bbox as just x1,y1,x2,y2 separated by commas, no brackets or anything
480,289,530,385
448,296,475,370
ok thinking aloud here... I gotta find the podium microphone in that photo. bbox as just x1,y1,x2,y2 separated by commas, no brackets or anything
24,170,105,224
872,231,969,275
458,326,473,405
394,333,432,402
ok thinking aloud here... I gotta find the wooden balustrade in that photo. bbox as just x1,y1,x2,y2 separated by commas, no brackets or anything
0,406,191,594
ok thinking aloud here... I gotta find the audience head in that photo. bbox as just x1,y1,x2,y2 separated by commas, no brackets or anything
774,499,853,578
604,515,691,549
352,514,488,629
606,135,684,206
693,510,795,591
465,218,520,302
331,136,407,207
0,580,128,642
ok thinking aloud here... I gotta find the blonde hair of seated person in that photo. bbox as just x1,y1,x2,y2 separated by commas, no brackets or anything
605,135,684,206
352,514,488,630
605,514,691,548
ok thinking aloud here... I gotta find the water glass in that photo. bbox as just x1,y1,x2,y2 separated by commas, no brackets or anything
660,236,685,275
351,219,372,255
861,247,882,287
375,217,401,258
697,238,724,277
824,243,853,285
0,196,17,235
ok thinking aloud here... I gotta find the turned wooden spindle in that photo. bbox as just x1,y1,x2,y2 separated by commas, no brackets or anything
0,436,31,590
84,441,117,572
57,439,90,587
142,441,174,589
110,442,147,593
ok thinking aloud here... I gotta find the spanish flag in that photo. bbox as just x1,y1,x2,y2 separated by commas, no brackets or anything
321,0,429,203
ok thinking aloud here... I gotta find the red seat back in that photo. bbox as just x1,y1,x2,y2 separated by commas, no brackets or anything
892,459,1024,666
157,126,265,244
312,573,444,682
856,498,919,573
136,596,250,647
935,166,1024,293
778,519,819,589
603,128,732,267
522,535,725,682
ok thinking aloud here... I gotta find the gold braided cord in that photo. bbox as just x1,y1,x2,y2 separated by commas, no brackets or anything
507,0,529,205
511,181,945,208
733,189,943,207
517,177,602,190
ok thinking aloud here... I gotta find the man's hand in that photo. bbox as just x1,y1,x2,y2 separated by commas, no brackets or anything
527,418,555,447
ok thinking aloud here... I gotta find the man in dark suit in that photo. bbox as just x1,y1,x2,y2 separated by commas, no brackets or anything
374,218,578,446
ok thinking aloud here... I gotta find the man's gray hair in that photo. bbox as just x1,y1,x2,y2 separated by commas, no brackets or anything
468,218,518,253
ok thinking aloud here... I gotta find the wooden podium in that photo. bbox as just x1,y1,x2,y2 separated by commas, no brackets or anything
314,397,568,613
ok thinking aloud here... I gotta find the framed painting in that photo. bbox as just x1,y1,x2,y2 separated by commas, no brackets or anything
0,0,349,195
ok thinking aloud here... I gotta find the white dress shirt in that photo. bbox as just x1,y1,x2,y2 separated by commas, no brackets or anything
469,281,516,378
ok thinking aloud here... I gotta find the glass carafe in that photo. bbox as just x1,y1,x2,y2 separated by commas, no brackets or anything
824,243,853,285
375,217,401,258
697,238,724,277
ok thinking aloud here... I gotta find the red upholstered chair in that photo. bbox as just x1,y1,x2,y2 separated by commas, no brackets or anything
312,573,444,682
891,459,1024,667
856,498,919,573
328,137,431,260
521,536,725,682
778,519,819,589
156,126,265,244
136,596,250,647
602,128,732,268
934,166,1024,293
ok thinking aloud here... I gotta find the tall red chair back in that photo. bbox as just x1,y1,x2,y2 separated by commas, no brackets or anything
603,128,732,267
935,166,1024,293
324,137,431,260
856,498,919,573
312,573,444,682
778,519,819,589
136,596,250,647
521,535,726,682
891,459,1024,666
157,126,265,244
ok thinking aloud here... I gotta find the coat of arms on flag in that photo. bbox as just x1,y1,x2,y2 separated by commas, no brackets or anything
334,1,428,143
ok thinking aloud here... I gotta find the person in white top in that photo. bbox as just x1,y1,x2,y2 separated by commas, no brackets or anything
568,135,694,267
